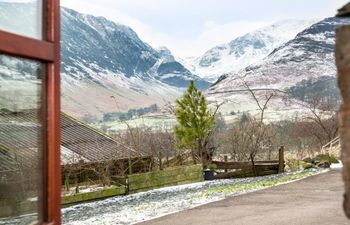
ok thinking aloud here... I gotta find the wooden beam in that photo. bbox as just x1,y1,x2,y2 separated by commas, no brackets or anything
46,0,61,224
278,146,285,173
212,160,280,170
0,30,54,61
255,164,279,171
214,168,279,179
212,161,252,170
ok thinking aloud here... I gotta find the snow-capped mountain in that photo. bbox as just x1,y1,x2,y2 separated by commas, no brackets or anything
156,47,175,62
202,17,350,122
0,3,210,117
206,17,347,121
60,7,210,117
209,17,350,93
61,8,209,89
185,20,318,82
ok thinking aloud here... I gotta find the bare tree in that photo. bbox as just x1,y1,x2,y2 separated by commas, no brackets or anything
242,80,279,123
304,96,339,146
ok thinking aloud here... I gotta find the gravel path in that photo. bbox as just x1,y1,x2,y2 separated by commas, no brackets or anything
0,169,331,225
139,169,348,225
60,169,324,225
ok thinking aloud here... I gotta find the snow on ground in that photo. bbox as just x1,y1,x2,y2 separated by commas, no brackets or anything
60,169,324,225
331,162,343,169
0,169,328,225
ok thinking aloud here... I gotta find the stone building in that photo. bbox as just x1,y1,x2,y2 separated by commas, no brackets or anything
336,1,350,219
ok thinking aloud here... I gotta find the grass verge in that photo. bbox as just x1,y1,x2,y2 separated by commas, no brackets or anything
203,170,321,197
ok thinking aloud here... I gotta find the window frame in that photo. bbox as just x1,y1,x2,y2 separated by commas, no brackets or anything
0,0,61,224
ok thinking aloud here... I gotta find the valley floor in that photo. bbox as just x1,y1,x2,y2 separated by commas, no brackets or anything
139,169,348,225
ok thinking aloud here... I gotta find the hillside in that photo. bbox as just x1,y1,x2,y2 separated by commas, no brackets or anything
60,7,209,117
206,17,350,120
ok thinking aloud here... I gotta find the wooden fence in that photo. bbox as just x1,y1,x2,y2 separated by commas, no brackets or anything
61,164,203,205
61,156,153,188
212,147,285,179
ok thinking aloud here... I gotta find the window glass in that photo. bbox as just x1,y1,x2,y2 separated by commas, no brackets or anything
0,55,43,224
0,0,42,39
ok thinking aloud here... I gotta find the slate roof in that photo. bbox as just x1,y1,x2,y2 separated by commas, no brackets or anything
0,110,41,173
0,110,142,173
337,2,350,17
61,113,141,162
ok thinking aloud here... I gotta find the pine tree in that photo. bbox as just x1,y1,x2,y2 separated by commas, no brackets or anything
174,80,215,167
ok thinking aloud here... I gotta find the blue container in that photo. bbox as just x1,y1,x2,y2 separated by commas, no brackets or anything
203,169,214,180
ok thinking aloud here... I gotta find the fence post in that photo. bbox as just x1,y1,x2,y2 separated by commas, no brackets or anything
128,157,133,175
159,151,163,170
224,155,228,173
278,146,285,173
125,176,129,195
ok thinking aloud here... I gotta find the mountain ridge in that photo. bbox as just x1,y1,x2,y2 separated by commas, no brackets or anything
60,7,211,117
183,19,318,82
209,17,348,93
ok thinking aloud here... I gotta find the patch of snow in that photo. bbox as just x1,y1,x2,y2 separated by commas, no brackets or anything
27,197,38,202
330,162,343,169
60,169,323,225
61,146,90,165
183,19,318,82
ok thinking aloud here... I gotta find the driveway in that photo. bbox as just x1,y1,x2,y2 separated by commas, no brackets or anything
138,169,349,225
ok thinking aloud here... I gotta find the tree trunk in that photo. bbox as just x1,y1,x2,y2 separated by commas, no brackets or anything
250,154,257,177
336,24,350,219
201,147,208,169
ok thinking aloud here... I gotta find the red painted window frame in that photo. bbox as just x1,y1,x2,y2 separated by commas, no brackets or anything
0,0,61,224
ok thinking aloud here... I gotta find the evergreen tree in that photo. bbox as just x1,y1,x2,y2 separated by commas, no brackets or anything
174,80,215,167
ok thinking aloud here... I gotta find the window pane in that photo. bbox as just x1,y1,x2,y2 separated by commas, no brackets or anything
0,55,43,224
0,0,42,39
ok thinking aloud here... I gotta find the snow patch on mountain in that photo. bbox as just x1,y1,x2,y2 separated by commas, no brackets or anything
209,17,348,93
184,20,318,82
59,7,210,117
205,17,350,120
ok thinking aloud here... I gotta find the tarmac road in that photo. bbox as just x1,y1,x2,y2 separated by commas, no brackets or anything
138,169,349,225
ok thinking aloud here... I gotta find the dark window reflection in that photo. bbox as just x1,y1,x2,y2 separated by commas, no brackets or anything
0,55,43,225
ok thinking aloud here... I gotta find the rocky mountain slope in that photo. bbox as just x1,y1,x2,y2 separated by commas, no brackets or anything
184,20,317,82
208,17,350,95
205,17,349,121
0,3,210,118
60,7,209,117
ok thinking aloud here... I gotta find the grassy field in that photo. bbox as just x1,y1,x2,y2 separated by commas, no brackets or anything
105,114,176,132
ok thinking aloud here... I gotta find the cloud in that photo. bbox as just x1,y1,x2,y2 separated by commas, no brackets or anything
60,0,272,58
153,20,271,58
195,21,271,54
60,0,344,58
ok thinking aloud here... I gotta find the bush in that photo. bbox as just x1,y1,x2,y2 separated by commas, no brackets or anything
313,154,339,164
208,163,217,170
286,159,314,171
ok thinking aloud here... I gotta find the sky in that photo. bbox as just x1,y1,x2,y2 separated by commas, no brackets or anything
60,0,349,58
